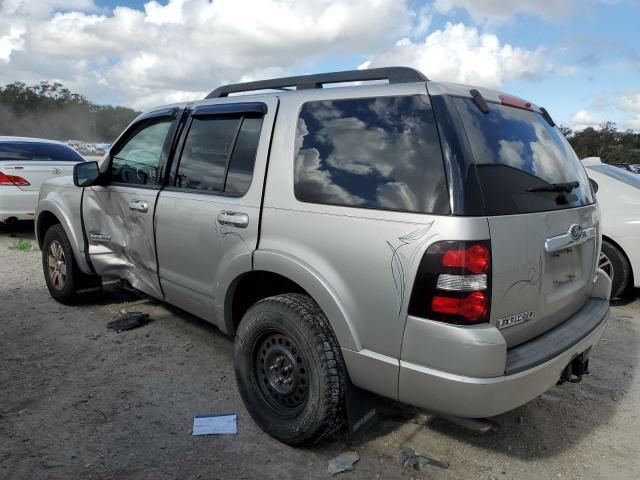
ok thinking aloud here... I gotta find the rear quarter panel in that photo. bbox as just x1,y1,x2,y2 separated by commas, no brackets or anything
258,84,491,397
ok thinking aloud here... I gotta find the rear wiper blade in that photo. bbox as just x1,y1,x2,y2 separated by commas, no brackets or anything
527,181,579,193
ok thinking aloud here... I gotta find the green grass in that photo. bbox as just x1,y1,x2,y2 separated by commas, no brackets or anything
8,240,33,251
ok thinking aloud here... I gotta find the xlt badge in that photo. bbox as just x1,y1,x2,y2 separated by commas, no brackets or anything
498,310,533,329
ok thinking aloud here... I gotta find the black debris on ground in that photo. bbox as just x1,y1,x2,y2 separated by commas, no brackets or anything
107,311,152,333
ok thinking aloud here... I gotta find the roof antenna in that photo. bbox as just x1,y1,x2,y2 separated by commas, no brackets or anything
470,89,490,114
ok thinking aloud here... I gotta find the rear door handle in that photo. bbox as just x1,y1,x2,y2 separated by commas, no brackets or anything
129,200,149,213
217,211,249,228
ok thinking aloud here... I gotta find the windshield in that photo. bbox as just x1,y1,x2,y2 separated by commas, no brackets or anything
588,164,640,190
0,142,85,162
454,98,594,215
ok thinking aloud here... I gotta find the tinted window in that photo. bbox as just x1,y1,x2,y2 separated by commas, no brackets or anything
225,117,263,195
175,115,263,196
111,119,172,185
176,117,240,192
294,95,449,214
454,98,594,215
0,142,85,162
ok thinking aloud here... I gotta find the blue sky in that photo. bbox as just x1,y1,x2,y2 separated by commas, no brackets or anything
1,0,639,129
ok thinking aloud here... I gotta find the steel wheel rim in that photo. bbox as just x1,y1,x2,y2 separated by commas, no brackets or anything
47,240,67,290
599,252,614,282
254,331,310,417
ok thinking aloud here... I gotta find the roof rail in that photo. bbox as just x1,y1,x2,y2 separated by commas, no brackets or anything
205,67,428,99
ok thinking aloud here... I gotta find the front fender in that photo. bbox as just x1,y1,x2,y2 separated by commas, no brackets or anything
252,249,361,351
36,182,91,275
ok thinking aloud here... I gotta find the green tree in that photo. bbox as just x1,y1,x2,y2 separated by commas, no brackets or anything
0,81,138,142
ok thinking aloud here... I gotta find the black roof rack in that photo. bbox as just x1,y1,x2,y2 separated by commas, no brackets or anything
205,67,428,99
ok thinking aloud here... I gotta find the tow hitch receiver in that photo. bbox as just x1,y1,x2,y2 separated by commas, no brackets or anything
558,353,590,384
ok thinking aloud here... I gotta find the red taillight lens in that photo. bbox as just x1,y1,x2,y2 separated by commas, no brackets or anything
432,292,488,322
0,171,30,186
442,244,490,274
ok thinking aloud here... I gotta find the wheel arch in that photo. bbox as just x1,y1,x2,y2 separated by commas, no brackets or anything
602,234,635,286
224,250,361,351
36,205,92,275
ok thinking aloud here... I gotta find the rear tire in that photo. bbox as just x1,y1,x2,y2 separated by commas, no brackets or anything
42,224,101,304
600,240,631,299
234,293,345,445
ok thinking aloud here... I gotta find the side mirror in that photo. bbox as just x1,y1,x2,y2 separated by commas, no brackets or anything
589,177,599,194
73,161,100,187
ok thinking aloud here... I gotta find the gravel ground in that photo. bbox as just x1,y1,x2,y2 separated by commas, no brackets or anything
1,222,639,480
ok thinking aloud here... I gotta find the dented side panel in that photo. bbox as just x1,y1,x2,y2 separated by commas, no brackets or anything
83,185,162,299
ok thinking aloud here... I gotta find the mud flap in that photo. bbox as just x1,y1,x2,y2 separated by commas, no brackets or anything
345,373,379,442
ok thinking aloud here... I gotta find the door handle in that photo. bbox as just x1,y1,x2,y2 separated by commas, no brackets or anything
217,211,249,228
129,200,149,213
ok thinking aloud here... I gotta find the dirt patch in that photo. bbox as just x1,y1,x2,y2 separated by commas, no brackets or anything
1,221,639,479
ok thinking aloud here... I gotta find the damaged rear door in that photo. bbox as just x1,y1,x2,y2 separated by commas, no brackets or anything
82,108,182,298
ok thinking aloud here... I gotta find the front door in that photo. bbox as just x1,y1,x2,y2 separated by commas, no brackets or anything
82,108,180,298
154,98,277,325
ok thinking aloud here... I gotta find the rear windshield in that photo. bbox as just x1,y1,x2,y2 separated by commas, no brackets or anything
588,164,640,189
0,142,85,162
454,98,594,215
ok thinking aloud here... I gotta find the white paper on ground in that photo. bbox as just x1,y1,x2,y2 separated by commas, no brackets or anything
192,413,237,435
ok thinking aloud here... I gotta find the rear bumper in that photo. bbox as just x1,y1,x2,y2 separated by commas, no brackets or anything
0,188,38,221
398,272,611,418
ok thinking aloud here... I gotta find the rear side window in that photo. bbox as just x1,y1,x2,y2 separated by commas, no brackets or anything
0,142,85,162
453,98,594,215
294,95,450,214
175,115,262,195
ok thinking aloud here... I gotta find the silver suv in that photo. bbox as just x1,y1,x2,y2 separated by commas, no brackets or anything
36,67,611,445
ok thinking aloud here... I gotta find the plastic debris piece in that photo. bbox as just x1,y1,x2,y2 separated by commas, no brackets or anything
401,447,449,470
327,451,360,476
192,413,237,435
107,311,151,332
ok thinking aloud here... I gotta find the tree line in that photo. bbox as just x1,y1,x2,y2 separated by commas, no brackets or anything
0,81,139,143
560,122,640,164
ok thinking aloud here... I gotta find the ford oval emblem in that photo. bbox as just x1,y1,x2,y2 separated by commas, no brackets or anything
569,224,583,241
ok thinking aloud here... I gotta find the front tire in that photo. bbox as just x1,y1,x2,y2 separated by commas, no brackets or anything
600,240,631,299
234,293,345,445
42,224,101,304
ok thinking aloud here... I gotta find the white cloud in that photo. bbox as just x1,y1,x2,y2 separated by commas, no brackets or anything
570,109,605,129
361,22,550,89
0,0,412,109
618,90,640,114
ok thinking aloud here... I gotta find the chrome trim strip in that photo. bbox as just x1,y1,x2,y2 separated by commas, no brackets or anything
544,226,595,253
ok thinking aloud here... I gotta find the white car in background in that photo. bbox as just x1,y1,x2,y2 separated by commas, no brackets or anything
583,157,640,298
0,137,86,224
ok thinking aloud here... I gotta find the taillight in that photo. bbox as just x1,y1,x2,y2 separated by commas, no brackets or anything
408,240,492,325
0,171,30,186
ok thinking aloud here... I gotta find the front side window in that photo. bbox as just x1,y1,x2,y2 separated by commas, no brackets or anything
294,95,450,214
175,115,263,195
111,119,173,186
